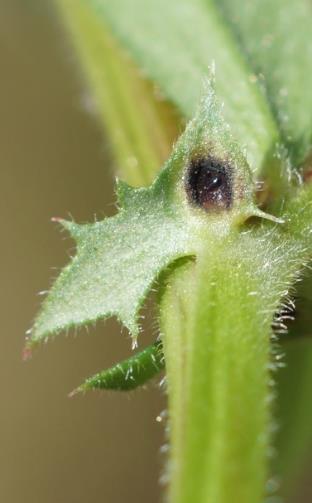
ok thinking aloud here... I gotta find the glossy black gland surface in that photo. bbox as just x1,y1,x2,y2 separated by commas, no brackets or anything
186,157,233,211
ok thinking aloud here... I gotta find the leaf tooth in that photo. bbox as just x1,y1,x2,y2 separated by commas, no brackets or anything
252,208,285,224
22,346,32,362
51,217,82,240
115,178,136,208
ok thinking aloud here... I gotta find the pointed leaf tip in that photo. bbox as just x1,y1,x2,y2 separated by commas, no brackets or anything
51,217,81,239
74,342,165,393
68,387,81,398
115,178,136,208
22,346,32,361
252,208,285,224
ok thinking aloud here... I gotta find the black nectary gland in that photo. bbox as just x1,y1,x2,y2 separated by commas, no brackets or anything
186,157,233,211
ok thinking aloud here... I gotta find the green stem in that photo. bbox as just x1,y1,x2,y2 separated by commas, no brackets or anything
161,237,271,503
160,261,196,492
55,0,181,186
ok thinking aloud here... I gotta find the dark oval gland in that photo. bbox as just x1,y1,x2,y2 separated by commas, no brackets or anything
186,157,233,211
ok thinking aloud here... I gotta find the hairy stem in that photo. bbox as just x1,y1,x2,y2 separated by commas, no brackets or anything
161,236,272,503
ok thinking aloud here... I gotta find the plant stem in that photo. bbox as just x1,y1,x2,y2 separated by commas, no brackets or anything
56,0,181,186
161,237,271,503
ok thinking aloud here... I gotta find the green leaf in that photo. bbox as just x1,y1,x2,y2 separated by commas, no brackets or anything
28,186,190,347
27,84,265,352
86,0,278,175
216,0,312,165
71,341,164,394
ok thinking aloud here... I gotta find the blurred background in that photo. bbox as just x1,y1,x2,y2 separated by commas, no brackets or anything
0,1,165,502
